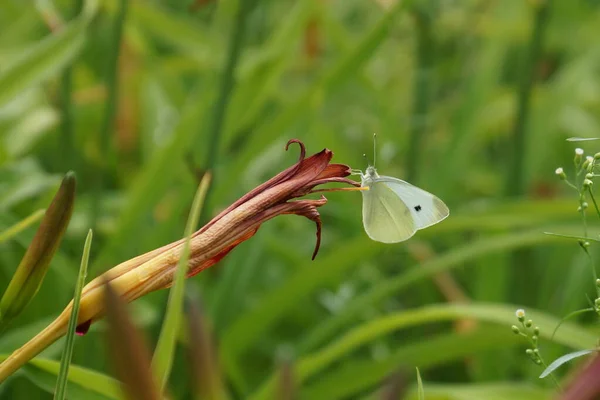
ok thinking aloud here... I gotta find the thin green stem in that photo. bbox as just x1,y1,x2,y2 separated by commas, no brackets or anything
550,308,595,341
507,0,552,196
582,247,600,298
91,0,128,229
199,0,255,224
588,188,600,219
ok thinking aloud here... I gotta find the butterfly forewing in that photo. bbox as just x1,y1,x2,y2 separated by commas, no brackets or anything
362,181,417,243
376,176,449,230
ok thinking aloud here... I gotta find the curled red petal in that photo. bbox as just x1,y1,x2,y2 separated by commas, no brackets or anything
199,140,312,235
276,197,328,259
285,139,306,164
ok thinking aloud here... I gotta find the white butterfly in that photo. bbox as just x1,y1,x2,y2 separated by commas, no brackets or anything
356,136,449,243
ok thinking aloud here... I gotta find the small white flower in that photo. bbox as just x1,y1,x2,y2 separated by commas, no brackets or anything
515,309,526,318
555,167,564,175
587,156,594,163
576,148,584,156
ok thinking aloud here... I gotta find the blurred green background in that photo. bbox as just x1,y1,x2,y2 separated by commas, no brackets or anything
1,0,600,398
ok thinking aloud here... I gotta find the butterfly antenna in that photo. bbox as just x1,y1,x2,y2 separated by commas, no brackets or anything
373,133,377,167
363,153,372,166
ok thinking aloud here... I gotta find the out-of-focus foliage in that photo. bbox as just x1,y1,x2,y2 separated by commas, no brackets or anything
1,0,600,398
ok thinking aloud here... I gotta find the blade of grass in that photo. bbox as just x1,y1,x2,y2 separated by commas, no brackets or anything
25,358,121,399
0,209,45,245
199,0,255,224
91,0,128,230
416,367,424,400
54,229,92,400
0,1,96,108
58,0,84,173
298,228,565,353
300,328,527,399
251,302,597,399
152,172,212,391
507,0,553,195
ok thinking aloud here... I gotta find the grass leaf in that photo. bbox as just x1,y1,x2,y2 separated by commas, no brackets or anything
152,172,212,391
54,229,92,400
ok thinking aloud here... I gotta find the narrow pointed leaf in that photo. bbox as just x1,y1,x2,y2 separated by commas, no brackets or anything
54,229,93,400
540,349,597,379
151,172,211,391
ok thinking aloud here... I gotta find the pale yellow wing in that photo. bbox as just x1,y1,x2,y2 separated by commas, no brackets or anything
362,181,416,243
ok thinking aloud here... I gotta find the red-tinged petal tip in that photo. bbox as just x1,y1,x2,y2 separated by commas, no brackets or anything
285,139,306,163
76,319,92,335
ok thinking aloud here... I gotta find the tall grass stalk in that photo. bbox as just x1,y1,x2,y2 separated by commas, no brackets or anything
152,173,211,391
200,0,255,223
508,0,553,196
54,229,92,400
92,0,128,229
59,0,84,173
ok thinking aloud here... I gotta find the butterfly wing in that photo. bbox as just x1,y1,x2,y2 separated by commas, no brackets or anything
375,176,449,230
362,181,416,243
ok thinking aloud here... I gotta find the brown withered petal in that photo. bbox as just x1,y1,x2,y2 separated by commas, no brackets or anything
0,139,358,383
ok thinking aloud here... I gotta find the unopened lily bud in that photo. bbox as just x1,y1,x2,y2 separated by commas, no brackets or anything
0,172,76,329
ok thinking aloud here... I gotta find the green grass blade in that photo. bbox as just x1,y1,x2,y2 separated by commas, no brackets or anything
251,302,597,399
0,208,45,245
298,228,566,352
3,357,121,399
0,5,95,108
54,229,92,400
416,367,425,400
152,172,212,391
540,349,597,379
300,328,516,399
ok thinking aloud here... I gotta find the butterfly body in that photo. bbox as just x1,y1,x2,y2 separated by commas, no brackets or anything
360,165,449,243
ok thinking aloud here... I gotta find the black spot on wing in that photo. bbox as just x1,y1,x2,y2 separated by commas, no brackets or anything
414,205,422,212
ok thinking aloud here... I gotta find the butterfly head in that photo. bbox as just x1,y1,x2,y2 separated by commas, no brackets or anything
360,165,379,186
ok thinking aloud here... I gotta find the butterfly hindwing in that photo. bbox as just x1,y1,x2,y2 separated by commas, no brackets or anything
375,176,449,230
